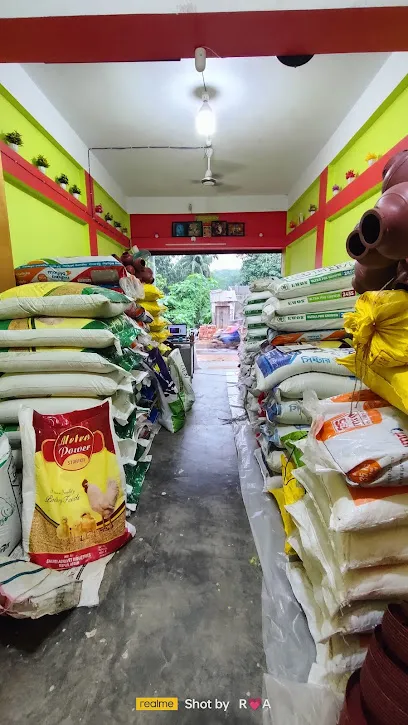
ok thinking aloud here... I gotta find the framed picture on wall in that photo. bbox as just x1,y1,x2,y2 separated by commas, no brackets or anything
227,222,245,237
172,222,188,237
187,221,203,237
211,221,227,237
203,223,212,238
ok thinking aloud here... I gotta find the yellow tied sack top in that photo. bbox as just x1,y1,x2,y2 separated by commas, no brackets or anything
343,290,408,368
143,284,164,302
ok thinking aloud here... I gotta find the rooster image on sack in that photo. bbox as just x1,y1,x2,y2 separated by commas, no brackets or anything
20,400,134,570
82,479,119,529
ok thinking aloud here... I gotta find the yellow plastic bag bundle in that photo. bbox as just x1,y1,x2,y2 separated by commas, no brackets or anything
340,290,408,417
269,453,305,556
151,329,170,344
142,284,164,302
343,290,408,368
141,300,168,317
149,316,170,332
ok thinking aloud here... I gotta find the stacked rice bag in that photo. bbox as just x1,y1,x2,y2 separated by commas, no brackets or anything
285,390,408,691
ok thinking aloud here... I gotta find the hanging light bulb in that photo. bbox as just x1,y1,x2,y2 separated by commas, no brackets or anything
196,92,215,137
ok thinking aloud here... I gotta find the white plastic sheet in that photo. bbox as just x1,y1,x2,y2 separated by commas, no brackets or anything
227,373,341,724
227,374,314,679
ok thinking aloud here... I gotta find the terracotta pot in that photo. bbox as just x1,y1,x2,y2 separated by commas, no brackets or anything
360,627,408,724
339,670,368,725
382,604,408,668
346,227,392,268
382,149,408,192
359,182,408,260
352,260,398,294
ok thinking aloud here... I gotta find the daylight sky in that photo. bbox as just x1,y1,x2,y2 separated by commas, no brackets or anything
210,254,242,271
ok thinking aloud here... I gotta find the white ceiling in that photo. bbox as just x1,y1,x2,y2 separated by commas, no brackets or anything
2,0,405,17
24,54,388,197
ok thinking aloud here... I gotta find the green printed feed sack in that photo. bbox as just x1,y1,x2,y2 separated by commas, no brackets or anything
0,282,131,319
125,461,151,511
265,310,349,333
167,348,195,413
148,349,186,433
263,288,357,318
0,317,117,350
270,262,355,300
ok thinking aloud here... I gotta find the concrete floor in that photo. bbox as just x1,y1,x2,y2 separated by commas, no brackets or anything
0,368,264,724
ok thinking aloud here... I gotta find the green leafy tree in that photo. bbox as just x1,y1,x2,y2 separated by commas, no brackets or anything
211,268,242,290
172,254,216,280
165,274,218,328
240,253,282,284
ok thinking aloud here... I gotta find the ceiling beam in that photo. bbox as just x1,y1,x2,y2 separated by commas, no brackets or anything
1,8,408,63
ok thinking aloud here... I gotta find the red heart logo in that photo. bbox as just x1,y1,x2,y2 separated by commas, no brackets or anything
248,698,262,710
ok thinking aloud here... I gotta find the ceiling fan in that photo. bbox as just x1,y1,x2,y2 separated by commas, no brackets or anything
190,146,241,193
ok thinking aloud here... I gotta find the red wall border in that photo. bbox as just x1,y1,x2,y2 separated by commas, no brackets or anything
1,8,408,63
0,141,130,259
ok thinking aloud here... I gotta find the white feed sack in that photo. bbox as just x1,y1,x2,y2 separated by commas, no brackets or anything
255,347,353,393
253,448,282,493
286,561,387,644
0,291,130,320
0,396,134,427
0,351,125,375
273,373,362,402
305,394,408,487
266,400,311,425
0,370,133,400
269,262,355,300
245,290,273,305
297,464,408,533
249,277,278,293
0,432,21,556
263,288,357,318
0,328,117,349
289,487,408,573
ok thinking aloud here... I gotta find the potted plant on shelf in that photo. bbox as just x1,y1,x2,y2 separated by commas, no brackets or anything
332,184,340,196
4,131,23,153
33,155,49,174
289,221,297,230
345,170,356,185
95,204,103,218
308,204,317,216
69,184,81,200
365,152,377,167
113,221,122,230
105,212,113,225
56,173,69,190
122,226,128,236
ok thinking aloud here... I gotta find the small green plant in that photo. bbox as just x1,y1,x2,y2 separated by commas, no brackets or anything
122,227,128,235
56,173,69,185
33,155,49,169
69,184,81,196
308,204,317,212
5,131,23,146
105,212,113,222
113,220,121,229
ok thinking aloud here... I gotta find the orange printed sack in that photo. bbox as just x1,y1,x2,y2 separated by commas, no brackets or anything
305,391,408,487
20,400,134,570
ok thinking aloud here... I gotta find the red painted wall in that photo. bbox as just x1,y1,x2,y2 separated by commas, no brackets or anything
131,211,287,253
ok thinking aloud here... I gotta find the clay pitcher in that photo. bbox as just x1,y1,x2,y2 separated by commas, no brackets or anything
352,260,398,294
358,182,408,260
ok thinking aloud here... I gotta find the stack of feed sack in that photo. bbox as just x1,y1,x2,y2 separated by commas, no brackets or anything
0,280,161,509
262,262,357,342
284,389,408,692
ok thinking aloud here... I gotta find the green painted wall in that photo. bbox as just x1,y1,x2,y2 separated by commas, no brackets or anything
97,232,126,257
5,180,89,267
323,189,380,267
285,230,317,276
94,182,130,231
0,86,86,203
287,178,319,233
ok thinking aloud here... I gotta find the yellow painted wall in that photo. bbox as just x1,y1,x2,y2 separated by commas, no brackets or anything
323,189,380,267
287,178,319,233
328,78,408,198
94,182,130,231
285,230,317,276
97,232,126,257
0,86,86,204
5,180,89,267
